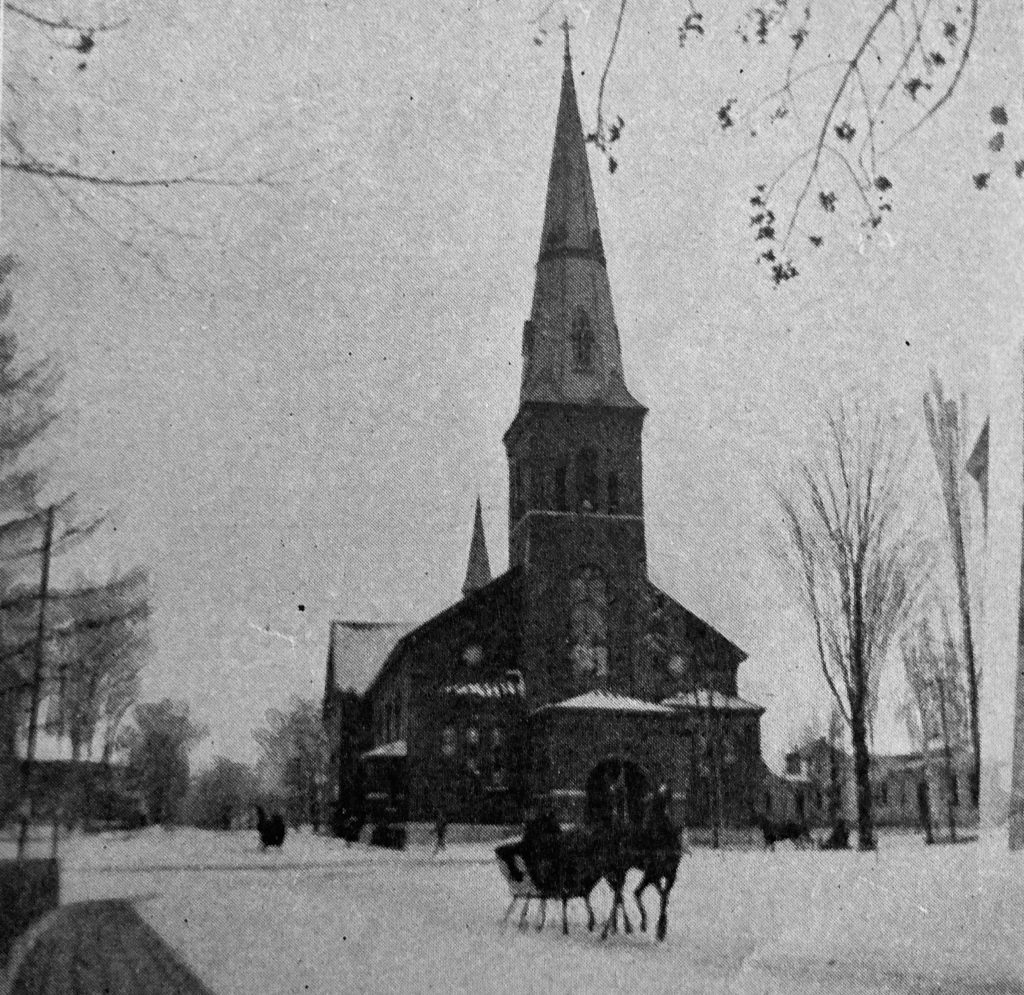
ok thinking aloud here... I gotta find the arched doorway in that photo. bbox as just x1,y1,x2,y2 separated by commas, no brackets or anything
586,758,649,828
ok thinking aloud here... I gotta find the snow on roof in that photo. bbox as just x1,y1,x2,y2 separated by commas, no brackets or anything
439,680,523,699
537,690,674,715
361,740,407,760
661,690,764,712
327,621,416,696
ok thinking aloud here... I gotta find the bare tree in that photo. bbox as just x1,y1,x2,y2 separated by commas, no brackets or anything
923,371,980,808
44,568,151,824
535,0,1003,283
124,699,207,825
773,406,931,849
2,2,297,279
902,605,970,841
254,697,330,830
183,757,258,830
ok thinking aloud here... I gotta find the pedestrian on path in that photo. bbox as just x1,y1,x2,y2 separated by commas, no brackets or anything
433,808,447,855
917,779,934,845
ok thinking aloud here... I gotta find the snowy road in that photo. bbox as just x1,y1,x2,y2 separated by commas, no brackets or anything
55,829,1024,994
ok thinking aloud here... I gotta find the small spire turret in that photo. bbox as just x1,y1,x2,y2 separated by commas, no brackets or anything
462,497,492,597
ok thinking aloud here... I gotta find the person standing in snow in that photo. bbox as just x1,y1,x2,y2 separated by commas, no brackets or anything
433,808,448,854
917,779,934,845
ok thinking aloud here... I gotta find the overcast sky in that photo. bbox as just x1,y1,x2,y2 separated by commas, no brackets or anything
3,0,1020,770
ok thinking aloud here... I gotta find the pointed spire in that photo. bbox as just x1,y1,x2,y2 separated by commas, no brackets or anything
560,15,573,65
520,41,643,410
462,497,492,597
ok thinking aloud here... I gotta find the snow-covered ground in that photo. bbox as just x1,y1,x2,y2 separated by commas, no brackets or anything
51,827,1024,994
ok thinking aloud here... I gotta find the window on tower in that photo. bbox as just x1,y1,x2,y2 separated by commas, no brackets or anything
530,462,545,509
607,470,620,513
577,448,598,511
570,565,609,680
554,464,568,511
572,309,594,369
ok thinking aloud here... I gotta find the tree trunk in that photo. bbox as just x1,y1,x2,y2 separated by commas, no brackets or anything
937,676,958,843
850,696,876,851
70,732,83,831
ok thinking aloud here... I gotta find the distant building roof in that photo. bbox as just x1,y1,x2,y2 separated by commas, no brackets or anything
536,691,674,715
361,740,407,760
324,621,416,698
661,690,764,713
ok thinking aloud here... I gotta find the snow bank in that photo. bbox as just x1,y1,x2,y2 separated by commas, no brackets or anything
59,828,1024,994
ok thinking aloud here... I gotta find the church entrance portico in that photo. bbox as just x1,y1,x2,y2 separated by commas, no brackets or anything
530,691,685,826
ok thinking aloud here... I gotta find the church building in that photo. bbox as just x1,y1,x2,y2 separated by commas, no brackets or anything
322,38,767,830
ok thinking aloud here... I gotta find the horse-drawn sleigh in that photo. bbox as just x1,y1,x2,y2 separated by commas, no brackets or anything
493,786,688,941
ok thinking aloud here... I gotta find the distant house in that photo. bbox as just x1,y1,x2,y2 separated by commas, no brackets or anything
1,733,138,828
780,737,977,829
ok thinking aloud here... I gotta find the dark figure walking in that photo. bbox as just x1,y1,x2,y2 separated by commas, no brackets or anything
433,808,448,854
917,779,935,845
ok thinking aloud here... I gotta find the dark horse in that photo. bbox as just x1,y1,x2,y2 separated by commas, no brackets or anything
577,784,684,942
255,805,287,850
757,814,812,851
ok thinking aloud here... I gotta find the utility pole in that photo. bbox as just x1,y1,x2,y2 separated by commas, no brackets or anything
17,505,56,860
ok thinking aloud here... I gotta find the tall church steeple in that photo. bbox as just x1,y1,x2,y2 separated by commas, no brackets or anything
520,32,642,410
503,39,651,701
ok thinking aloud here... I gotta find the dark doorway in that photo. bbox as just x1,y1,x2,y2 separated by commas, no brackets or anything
586,758,649,828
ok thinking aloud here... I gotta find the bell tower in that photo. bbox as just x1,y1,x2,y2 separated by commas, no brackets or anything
504,33,649,704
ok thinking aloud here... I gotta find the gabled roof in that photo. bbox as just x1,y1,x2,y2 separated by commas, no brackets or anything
661,690,764,713
364,567,521,701
324,621,415,699
535,690,674,715
647,579,748,666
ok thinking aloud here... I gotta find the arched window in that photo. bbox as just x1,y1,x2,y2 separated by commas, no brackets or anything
572,309,594,368
530,462,544,509
554,464,568,511
462,644,483,667
442,726,456,757
465,726,481,777
570,566,609,679
577,448,598,511
607,470,620,513
491,728,505,787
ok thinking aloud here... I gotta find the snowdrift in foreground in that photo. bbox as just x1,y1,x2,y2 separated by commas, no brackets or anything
60,828,1024,994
